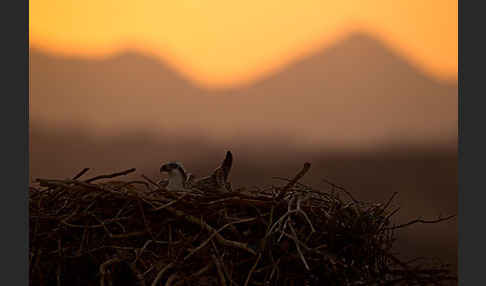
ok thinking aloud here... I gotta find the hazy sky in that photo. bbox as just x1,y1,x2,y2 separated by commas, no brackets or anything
30,0,457,88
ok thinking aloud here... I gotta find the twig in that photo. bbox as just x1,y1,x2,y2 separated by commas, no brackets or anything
114,181,150,192
133,240,153,266
142,174,160,188
385,215,456,230
322,177,359,203
267,195,315,239
85,168,136,183
138,199,155,239
57,239,62,286
110,231,147,239
165,273,178,286
382,192,398,213
281,232,312,252
61,216,130,229
92,214,146,238
99,257,122,286
151,262,175,286
268,257,281,282
276,163,311,200
151,193,189,211
211,254,227,286
288,223,310,271
295,196,316,233
378,207,401,231
321,177,346,191
129,263,147,286
244,253,262,286
72,168,90,180
193,263,213,277
184,217,257,260
165,206,257,256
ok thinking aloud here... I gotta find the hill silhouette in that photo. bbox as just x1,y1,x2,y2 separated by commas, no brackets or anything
30,32,457,149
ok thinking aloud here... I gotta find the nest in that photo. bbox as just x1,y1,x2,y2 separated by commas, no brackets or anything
30,164,456,286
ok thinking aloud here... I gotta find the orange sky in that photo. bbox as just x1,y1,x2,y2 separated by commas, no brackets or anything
30,0,457,88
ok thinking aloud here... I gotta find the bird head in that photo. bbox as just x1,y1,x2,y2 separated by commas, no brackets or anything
160,162,178,172
160,162,188,182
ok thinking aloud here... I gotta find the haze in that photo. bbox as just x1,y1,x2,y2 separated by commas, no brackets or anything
30,32,457,150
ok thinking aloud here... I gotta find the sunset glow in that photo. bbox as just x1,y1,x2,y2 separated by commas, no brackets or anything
30,0,457,88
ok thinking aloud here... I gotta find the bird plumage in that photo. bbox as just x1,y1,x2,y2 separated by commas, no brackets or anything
159,151,233,193
158,162,190,191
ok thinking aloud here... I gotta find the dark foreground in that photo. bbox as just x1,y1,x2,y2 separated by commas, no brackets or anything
30,165,456,286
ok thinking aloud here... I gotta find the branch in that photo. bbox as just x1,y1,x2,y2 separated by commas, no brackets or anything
72,168,90,180
276,163,311,200
151,262,175,286
211,254,227,286
244,253,262,286
165,206,257,256
85,168,136,183
385,215,456,230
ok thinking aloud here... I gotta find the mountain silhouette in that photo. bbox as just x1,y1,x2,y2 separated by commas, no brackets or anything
30,31,457,148
234,32,455,93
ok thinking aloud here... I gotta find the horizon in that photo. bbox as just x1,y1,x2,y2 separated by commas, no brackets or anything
30,28,457,148
30,31,458,91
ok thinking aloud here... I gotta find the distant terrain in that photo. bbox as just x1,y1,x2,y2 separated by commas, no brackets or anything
30,32,457,149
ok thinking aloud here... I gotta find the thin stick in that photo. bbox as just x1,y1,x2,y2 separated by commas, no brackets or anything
142,174,160,188
72,168,90,180
322,177,359,203
166,206,257,256
296,196,316,233
151,193,189,211
184,217,257,260
288,223,310,271
57,239,62,286
138,199,155,239
382,192,399,212
211,254,227,286
85,168,136,183
385,215,456,230
99,257,121,286
244,253,262,286
321,177,346,191
276,163,311,200
193,263,213,277
133,240,153,266
164,273,178,286
151,262,174,286
268,257,281,282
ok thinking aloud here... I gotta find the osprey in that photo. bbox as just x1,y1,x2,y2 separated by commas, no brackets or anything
159,151,233,192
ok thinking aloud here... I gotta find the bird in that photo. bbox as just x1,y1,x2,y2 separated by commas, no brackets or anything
159,151,233,193
158,161,191,191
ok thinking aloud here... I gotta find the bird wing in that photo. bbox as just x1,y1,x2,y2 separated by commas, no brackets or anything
191,151,233,192
158,178,169,188
221,151,233,182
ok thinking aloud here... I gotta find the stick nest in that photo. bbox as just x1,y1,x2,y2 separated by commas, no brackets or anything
30,165,456,286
